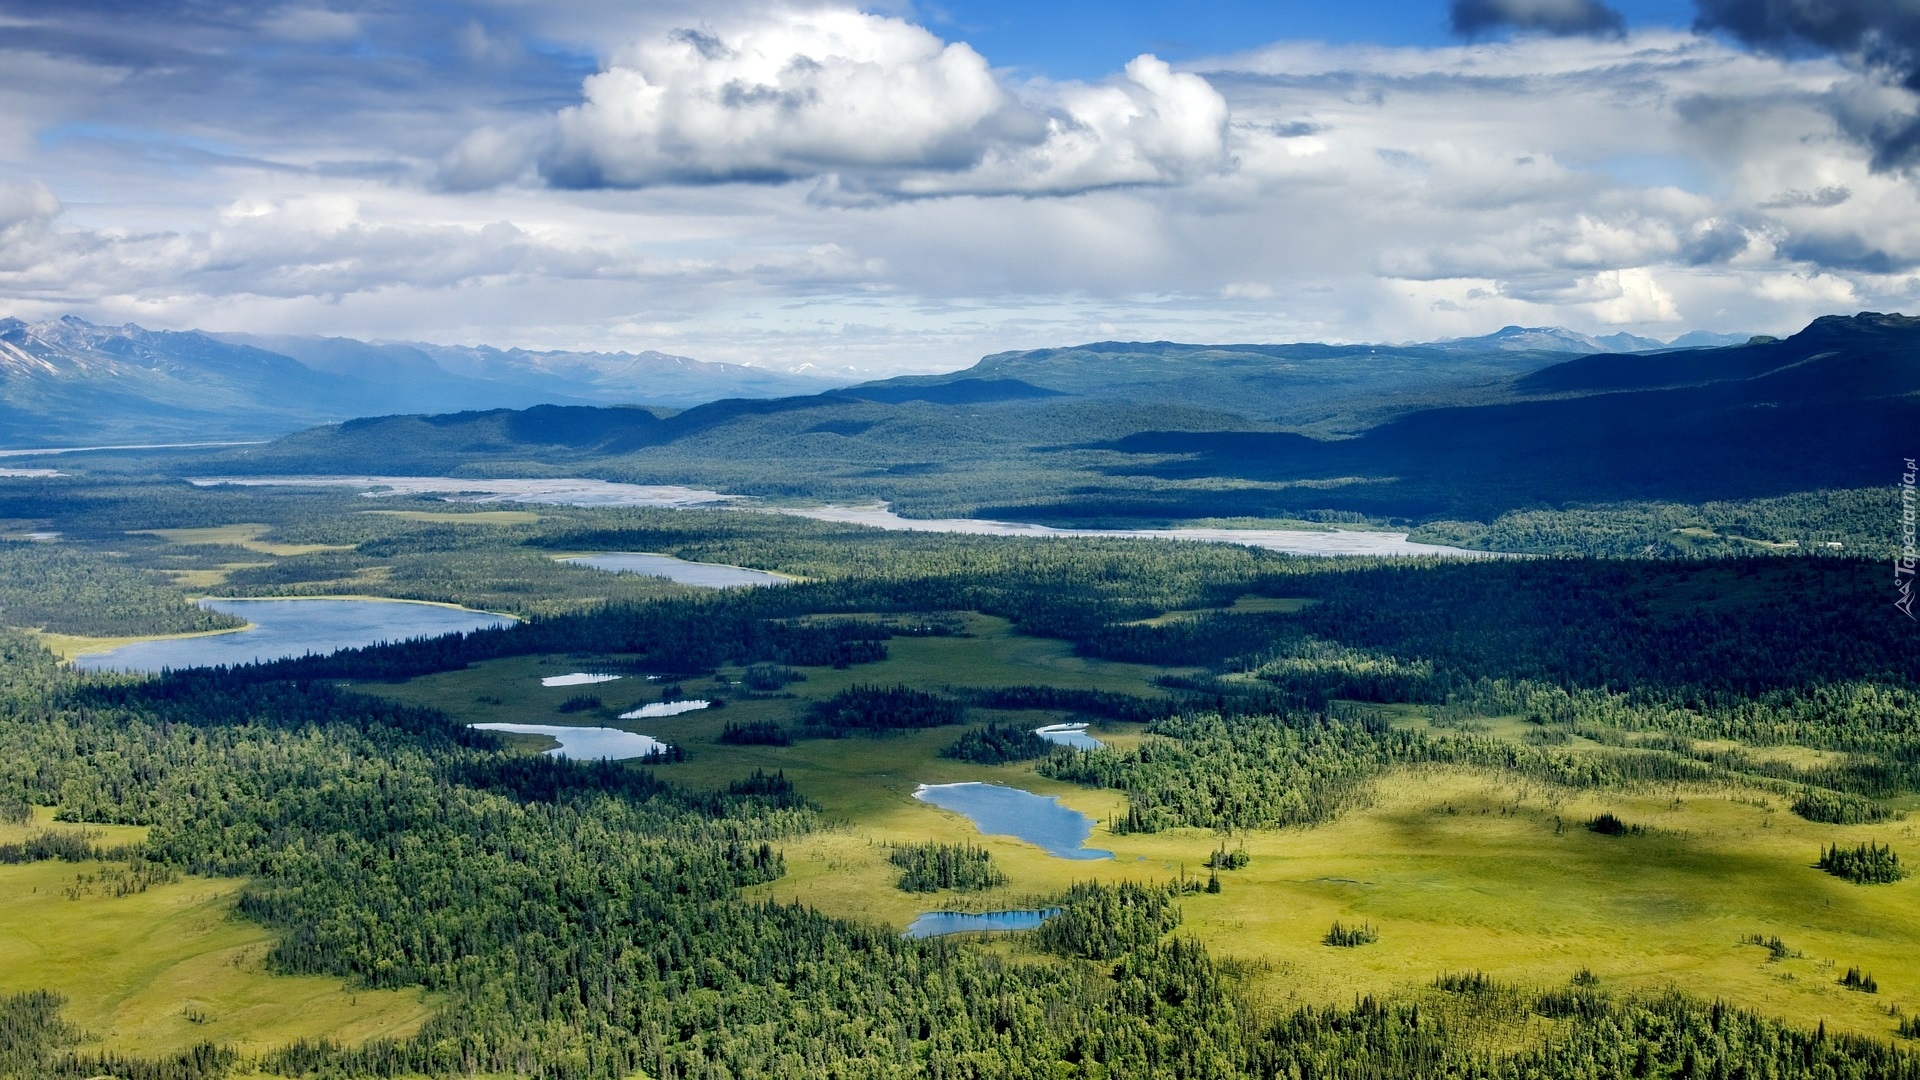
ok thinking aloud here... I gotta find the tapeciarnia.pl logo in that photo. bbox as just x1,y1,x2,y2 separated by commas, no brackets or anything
1900,458,1917,620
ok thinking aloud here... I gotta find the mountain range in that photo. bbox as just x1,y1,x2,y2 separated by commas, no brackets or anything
0,316,843,447
0,313,1755,449
1079,312,1919,518
173,311,1910,526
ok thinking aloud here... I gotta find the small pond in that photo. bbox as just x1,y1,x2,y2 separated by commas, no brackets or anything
914,782,1112,860
75,598,515,674
561,553,790,588
620,700,711,719
469,723,669,761
542,672,622,687
904,909,1060,939
1034,723,1103,750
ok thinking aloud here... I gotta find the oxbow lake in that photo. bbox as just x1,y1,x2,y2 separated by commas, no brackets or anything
904,909,1060,939
914,782,1112,860
469,723,668,761
75,598,514,674
561,553,790,588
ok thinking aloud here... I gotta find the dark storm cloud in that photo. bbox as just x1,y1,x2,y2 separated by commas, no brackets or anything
1682,220,1753,264
1450,0,1627,39
1776,231,1919,273
1693,0,1920,169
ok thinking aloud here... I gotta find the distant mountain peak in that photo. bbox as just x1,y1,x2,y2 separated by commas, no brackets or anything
0,314,852,447
1429,324,1758,355
1436,325,1668,354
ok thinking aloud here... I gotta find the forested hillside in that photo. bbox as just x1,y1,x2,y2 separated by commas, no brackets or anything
155,312,1919,533
2,337,1918,1078
3,545,1919,1076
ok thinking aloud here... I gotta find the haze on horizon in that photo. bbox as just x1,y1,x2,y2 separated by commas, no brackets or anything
1,0,1918,376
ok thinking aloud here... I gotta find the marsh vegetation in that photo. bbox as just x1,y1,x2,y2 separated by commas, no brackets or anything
0,474,1917,1077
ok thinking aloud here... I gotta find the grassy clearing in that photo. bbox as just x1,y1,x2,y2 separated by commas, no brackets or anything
159,566,266,590
747,765,1920,1041
1125,594,1315,626
29,623,251,662
359,614,1167,829
363,612,1177,732
133,523,352,557
0,811,433,1058
1672,527,1800,552
1170,771,1920,1038
352,610,1920,1041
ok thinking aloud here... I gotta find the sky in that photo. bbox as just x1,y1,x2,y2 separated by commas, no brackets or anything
2,0,1919,375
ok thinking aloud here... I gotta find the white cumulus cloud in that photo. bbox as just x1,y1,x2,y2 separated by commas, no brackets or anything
544,10,1011,186
446,6,1231,197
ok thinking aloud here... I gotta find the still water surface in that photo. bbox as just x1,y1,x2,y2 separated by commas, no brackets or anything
542,672,622,687
469,723,669,760
904,909,1060,939
199,477,1495,557
192,476,735,507
562,553,789,588
76,598,514,673
1034,723,1103,750
620,700,711,719
914,782,1112,860
787,504,1490,557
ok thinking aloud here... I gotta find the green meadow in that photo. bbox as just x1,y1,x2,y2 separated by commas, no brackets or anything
351,607,1920,1042
5,489,1917,1075
0,812,433,1059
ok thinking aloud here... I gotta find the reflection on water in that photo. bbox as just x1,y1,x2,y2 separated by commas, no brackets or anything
192,476,736,508
470,723,669,760
75,598,514,673
904,908,1060,939
787,504,1493,557
542,672,622,687
1035,723,1103,749
619,700,711,719
192,477,1498,557
914,782,1112,860
562,553,789,588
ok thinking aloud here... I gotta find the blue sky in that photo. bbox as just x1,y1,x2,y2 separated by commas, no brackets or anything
0,0,1916,373
918,0,1699,75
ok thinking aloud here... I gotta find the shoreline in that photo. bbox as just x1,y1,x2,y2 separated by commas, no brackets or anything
47,595,518,663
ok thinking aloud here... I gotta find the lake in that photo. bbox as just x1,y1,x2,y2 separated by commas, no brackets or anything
192,475,737,508
561,553,790,588
786,504,1492,557
469,723,669,760
619,700,711,719
903,908,1060,939
1035,723,1103,750
193,476,1498,557
75,598,515,673
541,672,621,687
914,782,1112,860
